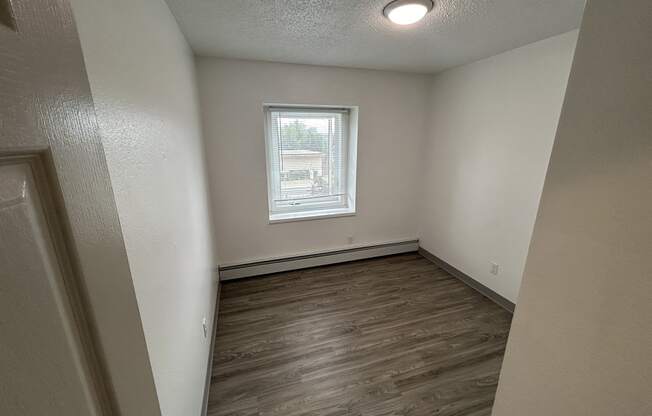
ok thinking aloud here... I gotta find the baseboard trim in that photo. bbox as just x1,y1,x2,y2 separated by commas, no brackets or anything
418,247,515,313
219,240,419,280
201,279,221,416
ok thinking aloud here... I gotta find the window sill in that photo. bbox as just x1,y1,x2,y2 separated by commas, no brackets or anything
269,208,356,224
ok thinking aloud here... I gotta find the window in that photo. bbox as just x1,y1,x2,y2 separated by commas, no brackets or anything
264,106,357,222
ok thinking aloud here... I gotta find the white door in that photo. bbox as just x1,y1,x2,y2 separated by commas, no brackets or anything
0,158,107,415
0,1,159,415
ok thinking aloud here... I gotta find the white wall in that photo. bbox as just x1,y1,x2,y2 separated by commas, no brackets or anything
494,0,652,414
69,1,217,415
196,58,429,265
419,31,578,302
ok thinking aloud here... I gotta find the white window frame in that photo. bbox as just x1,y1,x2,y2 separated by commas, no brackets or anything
263,105,358,223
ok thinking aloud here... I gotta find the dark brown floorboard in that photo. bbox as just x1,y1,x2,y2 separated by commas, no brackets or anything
207,253,512,416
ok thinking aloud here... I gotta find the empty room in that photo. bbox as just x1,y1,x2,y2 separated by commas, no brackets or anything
1,1,650,416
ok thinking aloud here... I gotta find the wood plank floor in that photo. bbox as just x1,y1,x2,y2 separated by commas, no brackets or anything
207,253,512,416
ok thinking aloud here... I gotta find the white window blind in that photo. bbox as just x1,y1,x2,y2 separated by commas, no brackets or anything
264,106,356,221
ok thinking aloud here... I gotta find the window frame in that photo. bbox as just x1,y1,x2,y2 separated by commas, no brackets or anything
263,105,357,223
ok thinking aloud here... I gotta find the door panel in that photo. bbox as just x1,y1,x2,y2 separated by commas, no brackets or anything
0,158,100,415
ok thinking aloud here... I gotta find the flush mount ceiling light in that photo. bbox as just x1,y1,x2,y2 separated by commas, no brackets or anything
383,0,434,25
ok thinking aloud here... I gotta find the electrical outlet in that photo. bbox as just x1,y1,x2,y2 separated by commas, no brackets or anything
490,262,499,275
202,317,208,338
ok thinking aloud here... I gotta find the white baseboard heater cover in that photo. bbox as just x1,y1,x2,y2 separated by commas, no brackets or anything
218,240,419,280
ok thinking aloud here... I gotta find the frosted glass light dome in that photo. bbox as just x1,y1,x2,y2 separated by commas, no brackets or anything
383,0,434,25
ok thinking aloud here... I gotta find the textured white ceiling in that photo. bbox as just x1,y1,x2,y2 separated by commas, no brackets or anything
165,0,585,73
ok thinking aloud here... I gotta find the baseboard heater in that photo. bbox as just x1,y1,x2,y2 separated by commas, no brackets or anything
218,239,419,280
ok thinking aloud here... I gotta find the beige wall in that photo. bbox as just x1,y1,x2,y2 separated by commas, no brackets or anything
69,0,217,415
493,0,652,414
419,31,578,302
196,58,429,265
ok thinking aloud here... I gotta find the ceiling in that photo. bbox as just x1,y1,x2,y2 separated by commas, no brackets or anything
165,0,585,74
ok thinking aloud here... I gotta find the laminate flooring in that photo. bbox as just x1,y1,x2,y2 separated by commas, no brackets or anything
207,253,512,416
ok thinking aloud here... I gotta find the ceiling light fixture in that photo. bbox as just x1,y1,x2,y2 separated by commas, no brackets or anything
383,0,434,25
